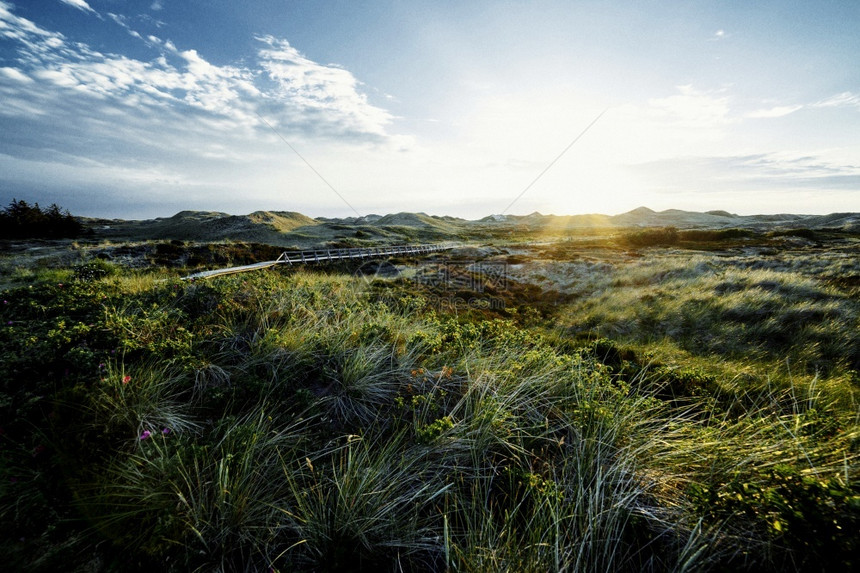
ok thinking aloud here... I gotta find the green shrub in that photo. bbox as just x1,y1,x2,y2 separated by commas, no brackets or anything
73,258,119,282
620,227,679,247
679,228,756,242
688,465,859,570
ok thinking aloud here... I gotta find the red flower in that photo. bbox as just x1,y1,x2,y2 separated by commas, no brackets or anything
122,375,132,384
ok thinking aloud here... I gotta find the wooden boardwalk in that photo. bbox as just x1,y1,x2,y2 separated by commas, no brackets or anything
183,243,454,280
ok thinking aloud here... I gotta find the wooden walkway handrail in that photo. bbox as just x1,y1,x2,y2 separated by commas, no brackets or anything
182,243,455,280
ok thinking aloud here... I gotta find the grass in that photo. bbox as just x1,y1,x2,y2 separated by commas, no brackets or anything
0,237,858,572
560,253,859,379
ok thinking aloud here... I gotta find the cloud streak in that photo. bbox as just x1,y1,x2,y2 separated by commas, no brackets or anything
634,153,860,194
58,0,95,14
814,92,860,111
746,105,803,118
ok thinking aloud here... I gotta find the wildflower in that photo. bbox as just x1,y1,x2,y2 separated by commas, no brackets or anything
98,363,105,370
5,321,11,326
162,428,171,435
140,430,152,441
122,375,131,384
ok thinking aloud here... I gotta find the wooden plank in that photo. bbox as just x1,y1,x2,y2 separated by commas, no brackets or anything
181,243,455,280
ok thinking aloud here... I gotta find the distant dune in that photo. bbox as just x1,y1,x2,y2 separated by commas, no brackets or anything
78,207,860,244
370,212,466,232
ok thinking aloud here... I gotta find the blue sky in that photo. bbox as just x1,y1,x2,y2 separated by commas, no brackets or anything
1,0,858,219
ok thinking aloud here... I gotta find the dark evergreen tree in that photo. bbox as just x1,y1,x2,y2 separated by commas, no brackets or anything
0,198,85,239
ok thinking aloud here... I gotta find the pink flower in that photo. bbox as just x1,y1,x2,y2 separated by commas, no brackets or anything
162,428,171,435
122,375,131,384
140,430,152,441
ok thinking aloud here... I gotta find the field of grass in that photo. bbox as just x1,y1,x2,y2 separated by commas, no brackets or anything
1,233,858,572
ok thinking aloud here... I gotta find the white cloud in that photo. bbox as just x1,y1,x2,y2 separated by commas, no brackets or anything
58,0,95,14
814,92,860,110
1,2,64,42
0,4,396,144
151,1,164,11
180,49,215,76
256,35,394,139
647,85,733,128
708,29,730,42
107,13,155,43
746,105,803,118
578,85,737,167
32,68,80,88
0,67,33,83
107,13,128,29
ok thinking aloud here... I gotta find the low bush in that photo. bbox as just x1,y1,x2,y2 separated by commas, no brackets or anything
620,226,679,247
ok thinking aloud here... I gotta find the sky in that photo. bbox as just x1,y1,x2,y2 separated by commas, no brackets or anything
1,0,859,219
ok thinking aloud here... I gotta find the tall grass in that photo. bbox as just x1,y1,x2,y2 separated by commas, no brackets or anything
557,249,860,570
562,256,859,382
275,431,449,570
1,262,857,571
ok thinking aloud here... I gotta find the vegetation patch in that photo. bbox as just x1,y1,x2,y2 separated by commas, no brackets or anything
0,235,857,572
0,199,86,239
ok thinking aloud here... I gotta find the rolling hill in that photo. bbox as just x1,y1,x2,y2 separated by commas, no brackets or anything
76,207,860,245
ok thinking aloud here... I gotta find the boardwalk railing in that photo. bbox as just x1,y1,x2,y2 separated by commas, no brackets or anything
183,243,455,280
